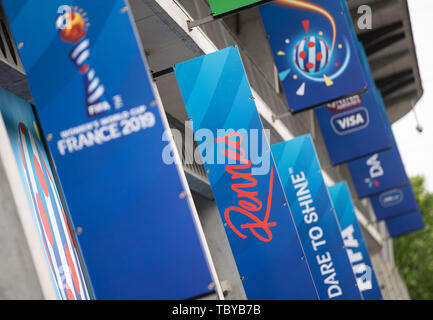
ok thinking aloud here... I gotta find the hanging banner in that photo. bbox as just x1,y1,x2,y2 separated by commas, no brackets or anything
174,46,319,300
209,0,264,16
0,86,90,300
271,135,361,300
370,185,418,221
259,0,367,112
348,142,409,198
328,182,382,300
386,211,425,238
348,92,409,198
315,90,392,165
315,27,392,165
3,0,216,299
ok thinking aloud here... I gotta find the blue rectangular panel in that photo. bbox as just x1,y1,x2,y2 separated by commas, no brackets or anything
315,91,392,165
348,88,409,198
3,0,215,299
259,0,367,112
0,86,90,300
328,182,382,300
348,140,409,198
370,185,418,221
174,46,318,300
271,135,362,300
386,211,425,238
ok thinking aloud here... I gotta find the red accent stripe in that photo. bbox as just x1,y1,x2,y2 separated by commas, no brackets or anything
36,193,53,246
33,154,49,198
19,138,26,168
64,243,81,296
66,283,76,300
40,154,53,184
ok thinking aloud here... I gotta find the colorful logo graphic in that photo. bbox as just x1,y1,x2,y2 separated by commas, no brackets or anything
294,36,330,74
275,0,352,96
18,123,88,300
330,107,369,135
56,6,111,118
364,153,383,189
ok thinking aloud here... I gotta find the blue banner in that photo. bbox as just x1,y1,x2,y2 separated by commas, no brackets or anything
259,0,367,112
315,91,392,165
3,0,216,299
386,211,425,238
315,10,392,165
328,182,382,300
174,46,319,299
0,86,90,300
370,185,418,221
348,93,409,198
271,135,361,300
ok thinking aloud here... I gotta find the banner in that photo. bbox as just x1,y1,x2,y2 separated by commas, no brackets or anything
370,186,418,221
209,0,263,16
174,46,318,299
3,0,216,299
0,86,90,300
271,135,361,300
260,0,367,112
328,182,382,300
386,211,425,238
315,25,391,165
348,94,409,198
315,91,392,165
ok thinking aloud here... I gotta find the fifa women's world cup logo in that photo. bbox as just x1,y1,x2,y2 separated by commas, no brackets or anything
56,6,111,118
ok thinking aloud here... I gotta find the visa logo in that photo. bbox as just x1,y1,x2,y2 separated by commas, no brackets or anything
330,107,369,135
366,153,384,179
379,189,404,208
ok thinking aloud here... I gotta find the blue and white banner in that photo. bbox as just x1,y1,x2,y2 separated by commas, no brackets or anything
259,0,367,112
348,92,409,198
174,46,319,300
370,185,418,221
3,0,216,299
0,86,90,300
386,211,425,238
329,182,382,300
315,91,392,165
271,135,361,300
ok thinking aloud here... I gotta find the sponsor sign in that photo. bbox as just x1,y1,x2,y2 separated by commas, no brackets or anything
260,0,367,112
271,135,362,300
370,186,418,221
3,0,216,299
386,211,425,238
315,91,391,165
174,46,319,299
329,182,383,300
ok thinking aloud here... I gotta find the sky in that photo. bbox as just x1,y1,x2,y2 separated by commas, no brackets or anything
393,0,433,192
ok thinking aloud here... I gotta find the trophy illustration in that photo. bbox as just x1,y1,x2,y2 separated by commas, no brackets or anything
57,8,111,118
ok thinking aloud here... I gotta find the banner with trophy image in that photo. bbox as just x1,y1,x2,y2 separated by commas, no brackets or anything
174,46,319,300
260,0,367,112
3,0,217,300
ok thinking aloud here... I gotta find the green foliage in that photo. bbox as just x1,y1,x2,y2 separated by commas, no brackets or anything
394,176,433,300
